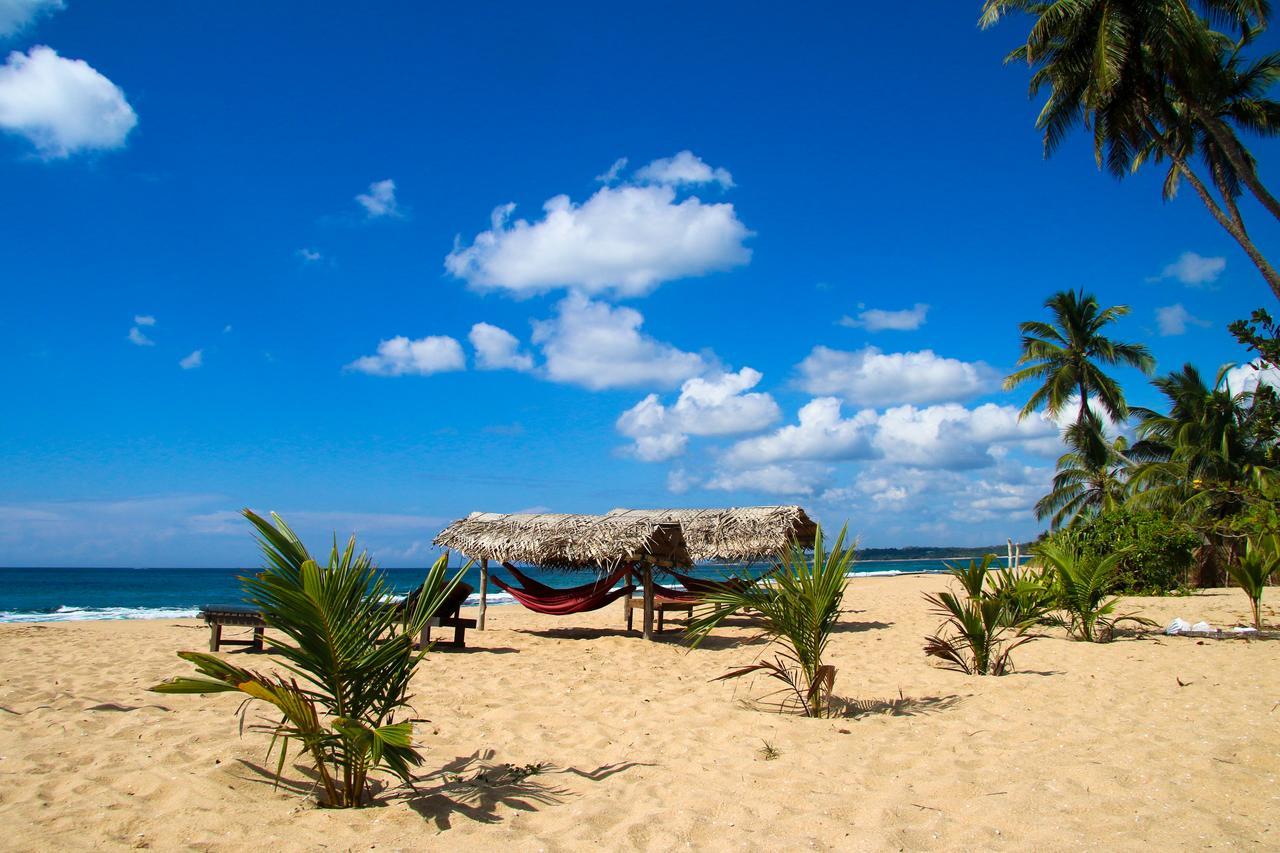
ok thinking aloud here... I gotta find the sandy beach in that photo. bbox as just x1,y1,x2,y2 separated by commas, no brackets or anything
1,574,1277,852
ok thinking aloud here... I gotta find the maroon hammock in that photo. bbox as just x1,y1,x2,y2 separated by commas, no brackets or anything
491,566,636,616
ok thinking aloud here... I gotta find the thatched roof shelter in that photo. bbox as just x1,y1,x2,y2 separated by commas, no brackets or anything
604,506,817,562
433,512,693,570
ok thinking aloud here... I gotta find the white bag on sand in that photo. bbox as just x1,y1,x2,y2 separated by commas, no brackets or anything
1231,626,1258,634
1191,621,1214,633
1165,617,1192,635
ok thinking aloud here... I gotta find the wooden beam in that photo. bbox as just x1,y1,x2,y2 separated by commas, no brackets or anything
478,558,489,630
642,565,655,641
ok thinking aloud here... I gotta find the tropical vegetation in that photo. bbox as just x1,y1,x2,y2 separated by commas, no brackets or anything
151,510,466,808
1005,290,1154,425
980,0,1280,300
923,555,1042,675
1035,542,1154,641
1227,533,1280,626
685,525,855,718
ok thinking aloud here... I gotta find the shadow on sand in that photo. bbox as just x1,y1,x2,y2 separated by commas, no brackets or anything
235,749,646,828
402,750,647,830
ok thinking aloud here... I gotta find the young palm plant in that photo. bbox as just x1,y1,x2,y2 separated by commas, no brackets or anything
151,510,466,807
1227,534,1280,628
684,525,854,718
922,555,1041,676
1035,542,1151,642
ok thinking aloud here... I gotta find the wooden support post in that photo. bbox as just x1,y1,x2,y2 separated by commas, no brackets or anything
479,558,489,630
642,564,655,641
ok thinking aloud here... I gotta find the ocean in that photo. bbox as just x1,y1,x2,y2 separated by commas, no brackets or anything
0,559,980,623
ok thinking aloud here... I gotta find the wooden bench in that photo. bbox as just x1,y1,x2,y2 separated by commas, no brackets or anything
420,614,478,649
200,605,267,652
625,595,694,633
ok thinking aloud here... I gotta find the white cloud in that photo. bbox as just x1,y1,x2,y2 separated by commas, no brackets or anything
531,292,707,390
633,150,734,189
444,180,751,298
179,349,203,370
297,248,323,263
871,403,1056,470
706,463,827,496
839,302,929,332
134,314,155,326
0,46,136,158
595,156,628,184
723,397,877,467
667,468,697,494
1155,303,1209,336
1225,361,1280,396
126,326,153,346
1155,251,1226,287
356,179,398,218
795,345,996,406
346,335,465,377
0,0,63,38
617,367,780,461
469,322,533,372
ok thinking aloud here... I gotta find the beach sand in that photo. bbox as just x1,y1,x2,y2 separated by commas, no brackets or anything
0,574,1277,851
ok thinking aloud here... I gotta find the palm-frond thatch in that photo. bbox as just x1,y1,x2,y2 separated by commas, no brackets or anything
604,506,817,562
432,512,692,570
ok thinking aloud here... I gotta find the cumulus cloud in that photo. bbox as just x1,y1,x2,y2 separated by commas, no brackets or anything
356,179,398,218
1224,361,1280,396
633,150,734,189
617,367,780,461
1154,251,1226,287
0,0,63,36
531,292,707,390
134,314,155,326
346,335,465,376
127,326,153,346
1155,303,1209,336
0,46,136,157
297,248,323,263
723,397,877,467
469,322,533,372
871,403,1056,470
795,345,996,407
839,303,929,332
444,176,751,298
179,349,203,370
706,463,828,496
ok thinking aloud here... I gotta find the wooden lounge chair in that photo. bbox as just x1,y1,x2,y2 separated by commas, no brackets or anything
200,604,267,652
405,581,476,649
624,593,694,632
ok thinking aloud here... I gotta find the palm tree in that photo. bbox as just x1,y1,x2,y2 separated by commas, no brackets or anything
979,0,1280,299
1036,411,1131,529
1128,363,1277,584
1005,290,1155,424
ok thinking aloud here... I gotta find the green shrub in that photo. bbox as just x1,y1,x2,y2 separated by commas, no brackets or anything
922,555,1042,676
1043,508,1198,594
151,510,465,808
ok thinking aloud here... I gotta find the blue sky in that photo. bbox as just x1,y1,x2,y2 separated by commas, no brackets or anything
2,0,1278,566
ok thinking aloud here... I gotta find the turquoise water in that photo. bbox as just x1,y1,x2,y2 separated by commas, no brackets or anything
0,559,979,622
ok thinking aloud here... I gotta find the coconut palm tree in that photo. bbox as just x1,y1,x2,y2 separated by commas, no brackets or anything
1037,411,1131,529
979,0,1280,299
1005,290,1155,424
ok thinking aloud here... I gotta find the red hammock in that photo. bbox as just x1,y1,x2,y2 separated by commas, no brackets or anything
491,566,635,616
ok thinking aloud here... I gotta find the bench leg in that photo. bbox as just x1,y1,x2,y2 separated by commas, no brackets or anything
658,608,665,632
252,626,264,652
626,602,634,632
209,624,222,652
453,623,465,648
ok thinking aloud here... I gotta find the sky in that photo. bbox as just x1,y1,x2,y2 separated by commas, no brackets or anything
2,1,1279,566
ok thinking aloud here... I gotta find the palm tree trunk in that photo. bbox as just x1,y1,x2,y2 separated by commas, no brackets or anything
1143,116,1280,302
1190,105,1280,224
1079,380,1089,424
